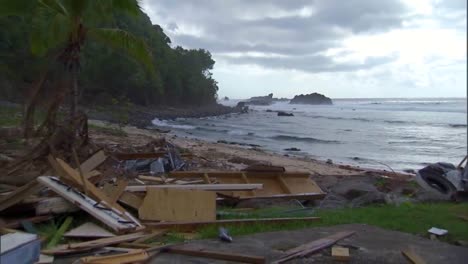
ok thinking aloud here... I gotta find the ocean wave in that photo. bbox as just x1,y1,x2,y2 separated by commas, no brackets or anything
151,119,196,130
384,120,407,124
449,124,467,128
228,130,253,136
272,135,340,144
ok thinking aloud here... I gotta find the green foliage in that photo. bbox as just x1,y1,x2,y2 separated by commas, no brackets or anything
0,0,219,107
199,203,468,243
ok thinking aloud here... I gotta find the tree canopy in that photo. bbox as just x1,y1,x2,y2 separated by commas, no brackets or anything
0,2,219,107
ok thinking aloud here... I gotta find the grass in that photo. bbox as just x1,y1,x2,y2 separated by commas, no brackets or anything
199,203,468,243
0,104,23,127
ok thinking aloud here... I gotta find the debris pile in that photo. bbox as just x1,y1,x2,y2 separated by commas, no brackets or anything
0,145,326,263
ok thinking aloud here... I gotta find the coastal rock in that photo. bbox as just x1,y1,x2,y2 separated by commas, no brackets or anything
277,111,294,116
244,93,274,106
284,147,301,151
290,92,332,105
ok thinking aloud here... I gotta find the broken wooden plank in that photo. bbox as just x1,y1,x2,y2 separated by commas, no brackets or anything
165,245,266,264
35,197,79,215
72,147,89,195
126,184,263,192
133,229,168,244
332,246,350,261
37,176,141,234
64,222,115,239
0,181,43,212
102,179,128,206
139,188,216,221
118,192,143,210
80,150,107,174
55,158,130,215
145,217,320,231
80,249,149,264
401,248,427,264
42,232,146,255
273,231,355,263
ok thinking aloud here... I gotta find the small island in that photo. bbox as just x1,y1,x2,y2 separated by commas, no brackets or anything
290,92,332,105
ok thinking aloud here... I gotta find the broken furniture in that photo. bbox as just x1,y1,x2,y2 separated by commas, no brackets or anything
168,171,325,200
138,188,216,221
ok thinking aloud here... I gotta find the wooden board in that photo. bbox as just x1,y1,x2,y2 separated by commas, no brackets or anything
42,232,146,255
274,231,355,263
80,150,107,174
401,248,426,264
168,171,325,200
37,176,141,234
139,188,216,222
126,184,262,192
35,197,79,215
118,192,143,210
0,181,43,212
332,246,350,261
166,245,265,264
64,222,115,239
81,249,149,264
145,217,320,231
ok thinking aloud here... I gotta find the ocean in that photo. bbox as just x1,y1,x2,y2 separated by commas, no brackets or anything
152,98,467,172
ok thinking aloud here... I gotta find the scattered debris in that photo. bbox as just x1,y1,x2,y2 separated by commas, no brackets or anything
37,176,141,233
332,246,350,261
163,245,266,264
64,222,115,239
273,231,355,263
401,247,427,264
428,227,448,236
218,227,233,242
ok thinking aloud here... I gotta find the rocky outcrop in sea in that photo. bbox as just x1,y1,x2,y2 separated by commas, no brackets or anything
290,93,332,105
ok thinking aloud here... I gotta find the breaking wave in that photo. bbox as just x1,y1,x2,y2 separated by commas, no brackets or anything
151,119,196,130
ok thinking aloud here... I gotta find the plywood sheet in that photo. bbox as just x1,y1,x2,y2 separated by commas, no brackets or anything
64,222,115,239
139,188,216,222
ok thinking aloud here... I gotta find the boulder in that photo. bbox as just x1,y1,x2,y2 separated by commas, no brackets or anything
290,92,332,105
284,147,301,151
277,111,294,116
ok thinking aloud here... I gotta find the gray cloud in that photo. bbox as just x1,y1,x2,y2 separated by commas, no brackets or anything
143,0,465,73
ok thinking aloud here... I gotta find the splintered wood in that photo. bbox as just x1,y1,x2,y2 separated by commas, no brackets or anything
139,188,216,221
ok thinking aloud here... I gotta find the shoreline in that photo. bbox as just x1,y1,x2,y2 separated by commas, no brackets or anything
89,119,414,181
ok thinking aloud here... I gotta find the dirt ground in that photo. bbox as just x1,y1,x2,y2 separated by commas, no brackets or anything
54,224,468,264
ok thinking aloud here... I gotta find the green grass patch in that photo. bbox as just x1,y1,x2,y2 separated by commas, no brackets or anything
198,203,468,243
88,123,127,137
0,105,22,127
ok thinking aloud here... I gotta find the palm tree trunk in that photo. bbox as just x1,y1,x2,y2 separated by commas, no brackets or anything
69,68,78,120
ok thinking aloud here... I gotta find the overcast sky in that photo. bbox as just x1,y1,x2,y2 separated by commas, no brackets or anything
142,0,466,99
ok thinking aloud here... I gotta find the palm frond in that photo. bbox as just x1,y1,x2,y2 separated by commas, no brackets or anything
111,0,142,16
0,0,38,16
30,6,70,56
38,0,68,16
61,0,90,18
88,28,154,73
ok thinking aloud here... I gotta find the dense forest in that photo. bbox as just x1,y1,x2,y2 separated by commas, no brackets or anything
0,7,219,107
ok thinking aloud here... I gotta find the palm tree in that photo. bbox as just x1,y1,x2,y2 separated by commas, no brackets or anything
0,0,154,137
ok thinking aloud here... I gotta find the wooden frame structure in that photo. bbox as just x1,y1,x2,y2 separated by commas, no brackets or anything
168,171,325,200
